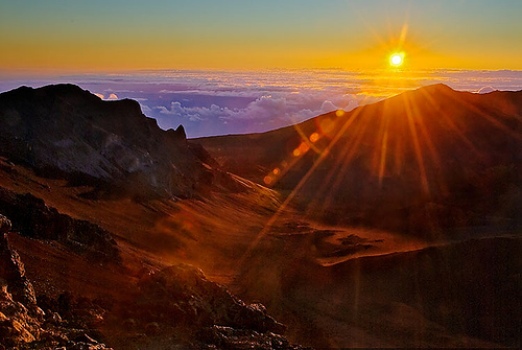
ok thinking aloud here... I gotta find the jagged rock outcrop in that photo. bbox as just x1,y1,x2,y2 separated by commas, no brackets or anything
0,228,38,309
1,224,111,349
0,187,120,263
105,264,307,349
137,264,286,334
0,214,11,234
0,84,242,199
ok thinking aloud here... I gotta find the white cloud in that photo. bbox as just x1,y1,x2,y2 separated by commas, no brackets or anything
154,92,359,136
320,100,338,113
94,92,119,100
6,68,520,137
477,86,496,94
140,104,152,114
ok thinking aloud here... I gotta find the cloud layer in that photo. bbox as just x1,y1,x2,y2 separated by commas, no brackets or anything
1,69,521,137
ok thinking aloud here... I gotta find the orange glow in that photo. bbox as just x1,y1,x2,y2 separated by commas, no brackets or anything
318,118,335,135
1,3,522,73
293,142,311,157
263,175,273,185
335,110,345,117
272,168,281,175
309,132,320,143
298,142,310,154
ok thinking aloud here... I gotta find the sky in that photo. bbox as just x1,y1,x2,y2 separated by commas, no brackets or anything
1,0,522,72
1,1,522,137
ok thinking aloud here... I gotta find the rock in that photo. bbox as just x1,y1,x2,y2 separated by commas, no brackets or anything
0,231,112,349
133,264,304,348
137,264,286,333
0,278,39,347
51,311,63,324
73,333,98,344
198,325,305,350
0,214,11,234
0,318,36,344
0,186,120,263
0,232,37,307
0,288,110,349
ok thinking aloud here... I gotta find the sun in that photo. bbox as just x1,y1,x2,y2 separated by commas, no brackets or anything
389,52,405,67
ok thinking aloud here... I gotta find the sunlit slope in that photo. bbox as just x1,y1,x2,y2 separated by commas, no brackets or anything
197,84,522,234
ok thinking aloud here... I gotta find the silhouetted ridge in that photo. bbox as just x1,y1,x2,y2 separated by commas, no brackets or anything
0,84,242,199
198,84,522,235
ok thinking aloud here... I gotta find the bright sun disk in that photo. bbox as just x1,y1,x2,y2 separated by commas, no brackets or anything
389,52,405,67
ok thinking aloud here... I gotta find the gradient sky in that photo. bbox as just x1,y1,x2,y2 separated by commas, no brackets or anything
1,0,521,73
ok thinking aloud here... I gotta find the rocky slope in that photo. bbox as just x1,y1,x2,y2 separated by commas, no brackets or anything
0,84,307,349
1,210,306,349
1,216,112,349
0,84,239,199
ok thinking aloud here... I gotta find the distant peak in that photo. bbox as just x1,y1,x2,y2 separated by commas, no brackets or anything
418,83,455,93
40,83,91,95
176,125,187,139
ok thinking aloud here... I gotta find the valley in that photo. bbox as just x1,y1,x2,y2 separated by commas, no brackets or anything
0,84,520,349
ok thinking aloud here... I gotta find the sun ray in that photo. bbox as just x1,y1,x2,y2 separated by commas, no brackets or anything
419,88,481,156
378,128,389,188
309,108,371,213
401,93,431,197
406,91,447,195
235,106,367,270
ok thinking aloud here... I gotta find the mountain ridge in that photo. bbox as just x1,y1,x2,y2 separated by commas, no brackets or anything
0,84,245,199
198,84,522,234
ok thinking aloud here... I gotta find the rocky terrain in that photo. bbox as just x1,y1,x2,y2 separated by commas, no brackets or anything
1,215,111,349
0,83,520,349
0,85,308,349
1,209,305,349
0,186,120,263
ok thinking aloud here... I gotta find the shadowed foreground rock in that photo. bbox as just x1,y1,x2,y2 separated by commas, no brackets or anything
0,223,111,349
0,186,120,263
105,264,309,349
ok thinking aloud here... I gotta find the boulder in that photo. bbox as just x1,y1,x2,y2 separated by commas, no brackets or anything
0,187,120,263
0,232,37,307
0,231,112,349
139,264,284,329
0,214,11,234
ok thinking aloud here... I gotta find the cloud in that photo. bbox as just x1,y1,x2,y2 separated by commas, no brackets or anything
140,104,153,114
477,86,496,94
320,100,338,113
94,92,119,100
152,92,359,136
8,68,520,137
